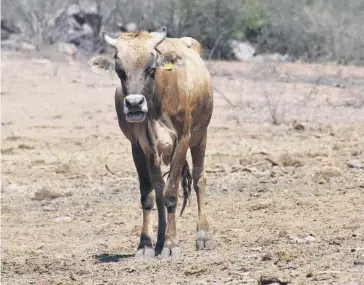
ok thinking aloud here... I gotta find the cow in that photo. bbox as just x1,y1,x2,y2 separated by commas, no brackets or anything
90,27,213,258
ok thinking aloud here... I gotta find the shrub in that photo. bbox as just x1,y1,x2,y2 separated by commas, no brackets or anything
256,0,364,65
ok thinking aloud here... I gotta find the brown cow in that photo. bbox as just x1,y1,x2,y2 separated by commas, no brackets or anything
90,27,213,258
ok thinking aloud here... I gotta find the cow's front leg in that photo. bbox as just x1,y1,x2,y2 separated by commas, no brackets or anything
161,135,190,258
132,142,155,258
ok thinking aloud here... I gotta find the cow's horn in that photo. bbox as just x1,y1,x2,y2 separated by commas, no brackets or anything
151,26,167,48
102,31,117,47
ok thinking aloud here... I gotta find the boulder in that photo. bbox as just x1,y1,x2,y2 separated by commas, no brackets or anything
230,40,256,61
45,4,105,55
1,19,21,40
58,42,78,57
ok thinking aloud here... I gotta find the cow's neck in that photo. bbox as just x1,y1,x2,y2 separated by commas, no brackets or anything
132,116,176,167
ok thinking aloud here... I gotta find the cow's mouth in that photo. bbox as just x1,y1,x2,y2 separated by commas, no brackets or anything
126,111,147,123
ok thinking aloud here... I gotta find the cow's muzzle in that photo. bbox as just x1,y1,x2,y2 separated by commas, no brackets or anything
123,94,148,123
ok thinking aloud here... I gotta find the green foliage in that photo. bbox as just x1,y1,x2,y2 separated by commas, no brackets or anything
3,0,364,64
233,0,263,41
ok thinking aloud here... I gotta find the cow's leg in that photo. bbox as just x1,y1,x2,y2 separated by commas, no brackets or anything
190,131,212,250
150,158,166,255
161,135,190,257
132,142,155,258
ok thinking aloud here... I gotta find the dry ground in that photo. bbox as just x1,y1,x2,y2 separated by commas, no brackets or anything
1,51,364,285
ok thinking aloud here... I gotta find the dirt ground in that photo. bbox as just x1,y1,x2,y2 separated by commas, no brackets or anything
1,51,364,285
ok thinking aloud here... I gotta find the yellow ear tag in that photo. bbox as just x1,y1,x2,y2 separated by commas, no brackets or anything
163,62,173,70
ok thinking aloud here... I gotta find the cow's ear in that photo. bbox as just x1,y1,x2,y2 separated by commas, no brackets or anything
157,51,182,67
89,55,114,71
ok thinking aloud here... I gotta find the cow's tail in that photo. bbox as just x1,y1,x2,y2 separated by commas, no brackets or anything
180,160,192,216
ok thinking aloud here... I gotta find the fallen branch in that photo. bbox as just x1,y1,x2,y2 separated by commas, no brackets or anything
213,86,236,108
105,164,115,175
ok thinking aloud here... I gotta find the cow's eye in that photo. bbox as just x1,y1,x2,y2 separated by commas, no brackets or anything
114,58,127,80
116,67,126,80
145,67,156,76
115,65,127,80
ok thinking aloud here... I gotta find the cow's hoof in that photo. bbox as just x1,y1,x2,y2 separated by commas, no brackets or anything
135,247,155,259
160,246,181,258
196,230,213,250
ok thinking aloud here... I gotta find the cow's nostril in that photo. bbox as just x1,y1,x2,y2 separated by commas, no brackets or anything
138,97,145,105
125,99,132,108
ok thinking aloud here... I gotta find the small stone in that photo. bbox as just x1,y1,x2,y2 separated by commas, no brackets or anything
262,253,273,261
347,160,364,169
293,121,305,131
58,42,77,57
317,167,342,179
259,272,290,285
1,178,9,192
20,42,36,51
294,235,316,244
55,216,72,222
354,254,364,266
43,205,57,212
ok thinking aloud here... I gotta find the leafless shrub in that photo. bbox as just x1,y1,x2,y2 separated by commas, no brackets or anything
257,0,364,65
1,0,254,59
263,90,285,125
3,0,364,64
1,0,75,48
249,62,287,125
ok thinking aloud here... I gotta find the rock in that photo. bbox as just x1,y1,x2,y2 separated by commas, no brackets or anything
1,19,21,40
20,42,36,51
267,53,290,62
354,253,364,266
253,53,291,62
1,39,20,51
280,153,304,167
58,42,78,56
82,23,93,36
347,160,364,169
230,40,256,61
126,22,138,32
43,204,57,212
1,178,9,192
1,38,37,52
67,4,81,16
292,120,305,131
293,235,316,244
45,4,105,55
262,253,273,261
55,216,73,222
317,167,342,179
259,273,289,285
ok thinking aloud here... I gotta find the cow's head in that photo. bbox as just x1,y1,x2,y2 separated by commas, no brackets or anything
91,27,168,123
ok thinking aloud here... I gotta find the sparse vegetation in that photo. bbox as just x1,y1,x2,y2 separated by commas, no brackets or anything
2,0,364,64
256,0,364,65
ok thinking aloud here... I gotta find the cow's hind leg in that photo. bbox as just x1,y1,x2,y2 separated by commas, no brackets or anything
132,142,155,258
190,131,213,250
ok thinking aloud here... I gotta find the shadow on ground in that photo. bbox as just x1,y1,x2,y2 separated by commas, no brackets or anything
95,253,134,263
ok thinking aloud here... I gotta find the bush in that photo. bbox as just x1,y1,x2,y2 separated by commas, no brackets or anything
256,0,364,65
112,0,251,59
1,0,75,48
1,0,260,59
2,0,364,64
